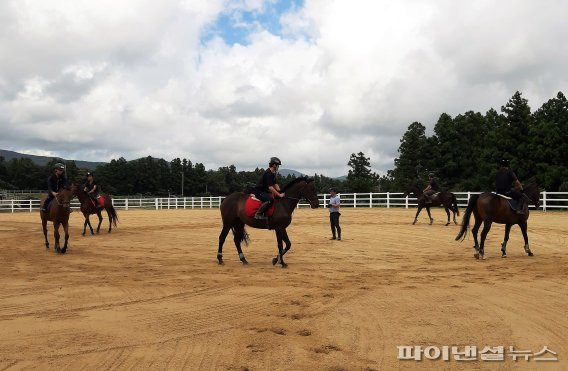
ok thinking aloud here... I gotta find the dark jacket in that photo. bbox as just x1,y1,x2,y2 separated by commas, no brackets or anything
47,175,67,194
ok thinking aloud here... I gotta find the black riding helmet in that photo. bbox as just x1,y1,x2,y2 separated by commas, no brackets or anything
269,157,282,166
54,163,65,170
428,173,435,178
501,159,510,167
87,172,94,177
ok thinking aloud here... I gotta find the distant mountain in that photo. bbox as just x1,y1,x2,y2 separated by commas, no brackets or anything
334,175,347,181
279,168,305,177
0,149,104,170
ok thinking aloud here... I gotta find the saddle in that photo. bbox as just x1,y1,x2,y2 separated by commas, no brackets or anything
492,192,520,211
244,195,276,218
90,195,105,208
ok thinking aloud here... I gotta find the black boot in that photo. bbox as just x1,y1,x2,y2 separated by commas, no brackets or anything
254,201,271,220
516,197,526,215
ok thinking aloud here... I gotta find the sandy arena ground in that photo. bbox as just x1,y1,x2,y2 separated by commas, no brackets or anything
0,207,566,370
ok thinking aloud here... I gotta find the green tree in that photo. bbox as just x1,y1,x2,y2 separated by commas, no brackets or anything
346,152,377,192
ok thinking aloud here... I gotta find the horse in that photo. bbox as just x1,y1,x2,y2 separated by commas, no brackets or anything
73,188,118,235
455,184,540,259
405,185,460,226
217,177,320,267
39,186,76,254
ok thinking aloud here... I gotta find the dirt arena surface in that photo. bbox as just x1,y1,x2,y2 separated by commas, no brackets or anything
0,208,566,370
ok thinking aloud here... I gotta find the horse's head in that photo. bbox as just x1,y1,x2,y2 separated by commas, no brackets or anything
57,185,76,209
300,178,320,208
404,184,421,198
282,177,320,208
523,184,540,208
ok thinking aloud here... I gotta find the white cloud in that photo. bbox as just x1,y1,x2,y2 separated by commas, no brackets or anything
1,0,567,176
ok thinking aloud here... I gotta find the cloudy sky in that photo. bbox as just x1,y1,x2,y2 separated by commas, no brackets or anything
1,0,567,176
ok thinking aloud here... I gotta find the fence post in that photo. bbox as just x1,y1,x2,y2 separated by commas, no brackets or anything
542,191,546,212
175,198,178,209
155,198,158,210
369,193,373,208
218,196,222,208
467,191,470,204
201,197,203,209
11,200,14,213
353,193,357,208
405,194,409,209
210,197,213,208
125,199,129,211
29,199,33,212
323,194,327,208
386,192,390,208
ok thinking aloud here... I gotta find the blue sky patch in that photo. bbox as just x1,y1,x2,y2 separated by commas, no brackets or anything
201,0,305,46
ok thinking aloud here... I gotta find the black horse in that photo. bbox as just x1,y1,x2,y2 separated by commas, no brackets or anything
405,185,460,226
456,184,540,259
217,177,320,267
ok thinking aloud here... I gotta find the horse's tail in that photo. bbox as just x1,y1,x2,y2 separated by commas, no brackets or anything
452,193,460,216
231,224,249,246
455,194,478,241
109,205,118,227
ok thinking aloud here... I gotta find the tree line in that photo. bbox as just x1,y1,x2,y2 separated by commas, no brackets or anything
1,91,566,195
389,91,568,192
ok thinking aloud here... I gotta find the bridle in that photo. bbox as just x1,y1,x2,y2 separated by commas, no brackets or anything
282,183,319,206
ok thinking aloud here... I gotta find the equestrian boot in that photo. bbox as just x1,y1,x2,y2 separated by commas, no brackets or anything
516,197,526,215
254,201,271,220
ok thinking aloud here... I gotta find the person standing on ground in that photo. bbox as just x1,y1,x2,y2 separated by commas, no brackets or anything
329,187,341,240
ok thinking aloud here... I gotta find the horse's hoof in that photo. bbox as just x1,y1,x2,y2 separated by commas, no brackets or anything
272,257,278,265
241,258,249,265
217,260,224,265
445,223,450,226
481,255,486,260
528,252,534,257
61,248,67,254
474,252,479,259
82,233,85,237
501,254,507,258
281,263,288,268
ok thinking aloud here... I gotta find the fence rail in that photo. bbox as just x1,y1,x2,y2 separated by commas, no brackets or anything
1,191,567,213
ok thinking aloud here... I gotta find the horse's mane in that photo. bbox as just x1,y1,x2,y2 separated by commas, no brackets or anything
281,176,312,192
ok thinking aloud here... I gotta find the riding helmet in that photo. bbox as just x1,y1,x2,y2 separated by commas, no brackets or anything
87,172,94,177
500,159,510,167
54,163,65,170
269,157,282,166
428,173,435,178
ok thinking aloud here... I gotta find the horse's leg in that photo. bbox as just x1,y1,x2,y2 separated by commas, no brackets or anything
477,219,492,260
82,215,88,236
413,204,422,225
96,211,103,234
232,221,248,264
453,207,458,225
273,228,287,268
471,216,482,254
273,229,292,265
426,206,433,225
61,222,70,254
501,224,512,258
54,222,61,253
217,225,230,265
519,219,533,256
444,207,451,226
42,218,49,249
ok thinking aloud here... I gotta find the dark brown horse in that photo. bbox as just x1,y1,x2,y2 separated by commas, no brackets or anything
217,177,320,267
73,188,118,235
405,185,460,225
455,184,540,259
40,186,76,253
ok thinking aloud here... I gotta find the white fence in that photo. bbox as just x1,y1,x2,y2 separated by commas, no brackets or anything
1,191,567,213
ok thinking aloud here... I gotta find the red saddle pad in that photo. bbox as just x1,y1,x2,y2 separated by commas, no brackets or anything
244,195,276,218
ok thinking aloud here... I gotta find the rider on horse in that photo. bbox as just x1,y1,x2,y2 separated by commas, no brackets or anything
84,172,101,209
41,163,67,211
422,173,440,204
496,159,525,215
253,157,285,220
